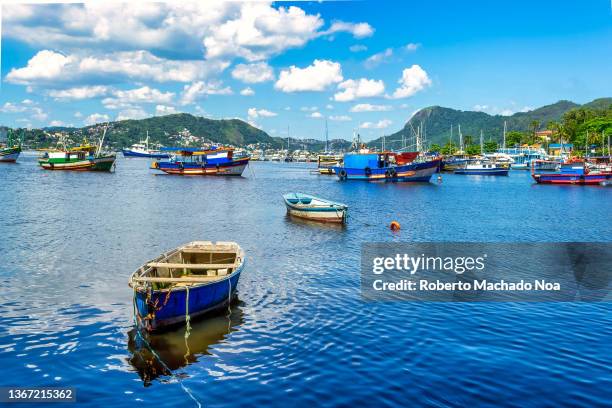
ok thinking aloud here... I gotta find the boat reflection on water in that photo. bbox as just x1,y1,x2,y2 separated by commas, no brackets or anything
127,298,245,386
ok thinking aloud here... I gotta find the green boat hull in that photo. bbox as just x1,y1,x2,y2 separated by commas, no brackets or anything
39,155,116,171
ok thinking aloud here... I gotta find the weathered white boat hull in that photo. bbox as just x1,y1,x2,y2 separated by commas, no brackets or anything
285,207,346,223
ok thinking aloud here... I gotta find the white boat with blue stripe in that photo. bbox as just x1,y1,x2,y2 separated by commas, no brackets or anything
283,193,348,224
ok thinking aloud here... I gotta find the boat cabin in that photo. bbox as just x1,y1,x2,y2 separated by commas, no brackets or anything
165,147,234,164
343,152,393,169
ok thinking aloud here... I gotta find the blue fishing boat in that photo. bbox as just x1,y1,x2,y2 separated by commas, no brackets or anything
283,193,348,223
122,132,169,159
129,241,244,332
332,152,440,182
454,160,509,176
152,147,250,176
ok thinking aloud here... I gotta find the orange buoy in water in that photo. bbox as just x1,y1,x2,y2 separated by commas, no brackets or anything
390,221,401,231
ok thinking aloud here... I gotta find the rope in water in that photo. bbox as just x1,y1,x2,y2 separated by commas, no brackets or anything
132,288,202,408
184,286,192,365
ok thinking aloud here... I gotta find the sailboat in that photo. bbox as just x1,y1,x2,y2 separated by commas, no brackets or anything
122,131,169,158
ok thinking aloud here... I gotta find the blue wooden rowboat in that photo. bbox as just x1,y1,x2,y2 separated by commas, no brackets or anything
129,241,244,332
283,193,348,223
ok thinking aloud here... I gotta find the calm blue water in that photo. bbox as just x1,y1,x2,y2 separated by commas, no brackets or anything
1,153,611,407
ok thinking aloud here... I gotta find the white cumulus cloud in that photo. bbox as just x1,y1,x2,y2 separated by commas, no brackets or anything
334,78,385,102
359,119,392,129
247,108,278,119
180,81,233,105
310,112,323,118
364,48,393,69
329,115,351,122
84,113,110,125
388,65,431,99
231,62,275,83
116,107,148,121
6,50,228,87
102,86,174,109
275,60,343,92
48,86,110,101
240,87,255,96
350,103,392,112
155,105,177,116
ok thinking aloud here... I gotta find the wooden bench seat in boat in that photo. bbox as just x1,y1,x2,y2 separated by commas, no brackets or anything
146,262,236,269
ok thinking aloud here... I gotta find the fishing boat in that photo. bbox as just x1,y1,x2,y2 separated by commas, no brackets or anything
442,154,473,171
152,147,249,176
129,241,244,332
454,160,509,176
122,132,169,159
0,129,22,162
317,153,343,175
283,193,347,223
38,129,116,171
332,152,441,182
532,160,612,185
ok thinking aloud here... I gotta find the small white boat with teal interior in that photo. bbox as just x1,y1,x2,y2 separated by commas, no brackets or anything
283,193,348,223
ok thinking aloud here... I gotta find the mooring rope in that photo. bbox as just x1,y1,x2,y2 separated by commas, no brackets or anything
184,286,192,365
132,287,202,408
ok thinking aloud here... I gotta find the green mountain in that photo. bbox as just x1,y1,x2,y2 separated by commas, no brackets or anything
20,113,277,149
370,98,610,149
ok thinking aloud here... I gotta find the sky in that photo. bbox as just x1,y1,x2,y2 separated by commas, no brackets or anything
1,0,611,141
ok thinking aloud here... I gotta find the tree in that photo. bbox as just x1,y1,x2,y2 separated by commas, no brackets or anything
529,120,541,144
484,141,498,153
441,141,458,155
429,143,441,153
465,144,480,155
505,131,524,147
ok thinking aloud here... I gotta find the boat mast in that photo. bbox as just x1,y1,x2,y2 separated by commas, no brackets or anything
145,130,149,151
458,124,463,153
503,121,507,150
325,119,329,153
97,126,107,156
480,130,484,155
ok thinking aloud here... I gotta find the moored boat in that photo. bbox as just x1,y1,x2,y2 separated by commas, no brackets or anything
129,241,244,332
332,152,440,182
283,193,347,223
532,160,612,185
317,153,343,175
152,147,249,176
454,160,509,176
38,129,116,171
122,132,169,159
0,146,21,163
0,129,22,163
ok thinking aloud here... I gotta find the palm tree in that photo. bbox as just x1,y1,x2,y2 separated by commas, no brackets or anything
530,120,541,144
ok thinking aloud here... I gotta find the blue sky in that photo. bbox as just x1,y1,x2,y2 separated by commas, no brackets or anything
1,0,611,141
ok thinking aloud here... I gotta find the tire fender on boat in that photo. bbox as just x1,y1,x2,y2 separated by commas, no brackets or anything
339,169,347,180
385,168,397,179
365,167,372,177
